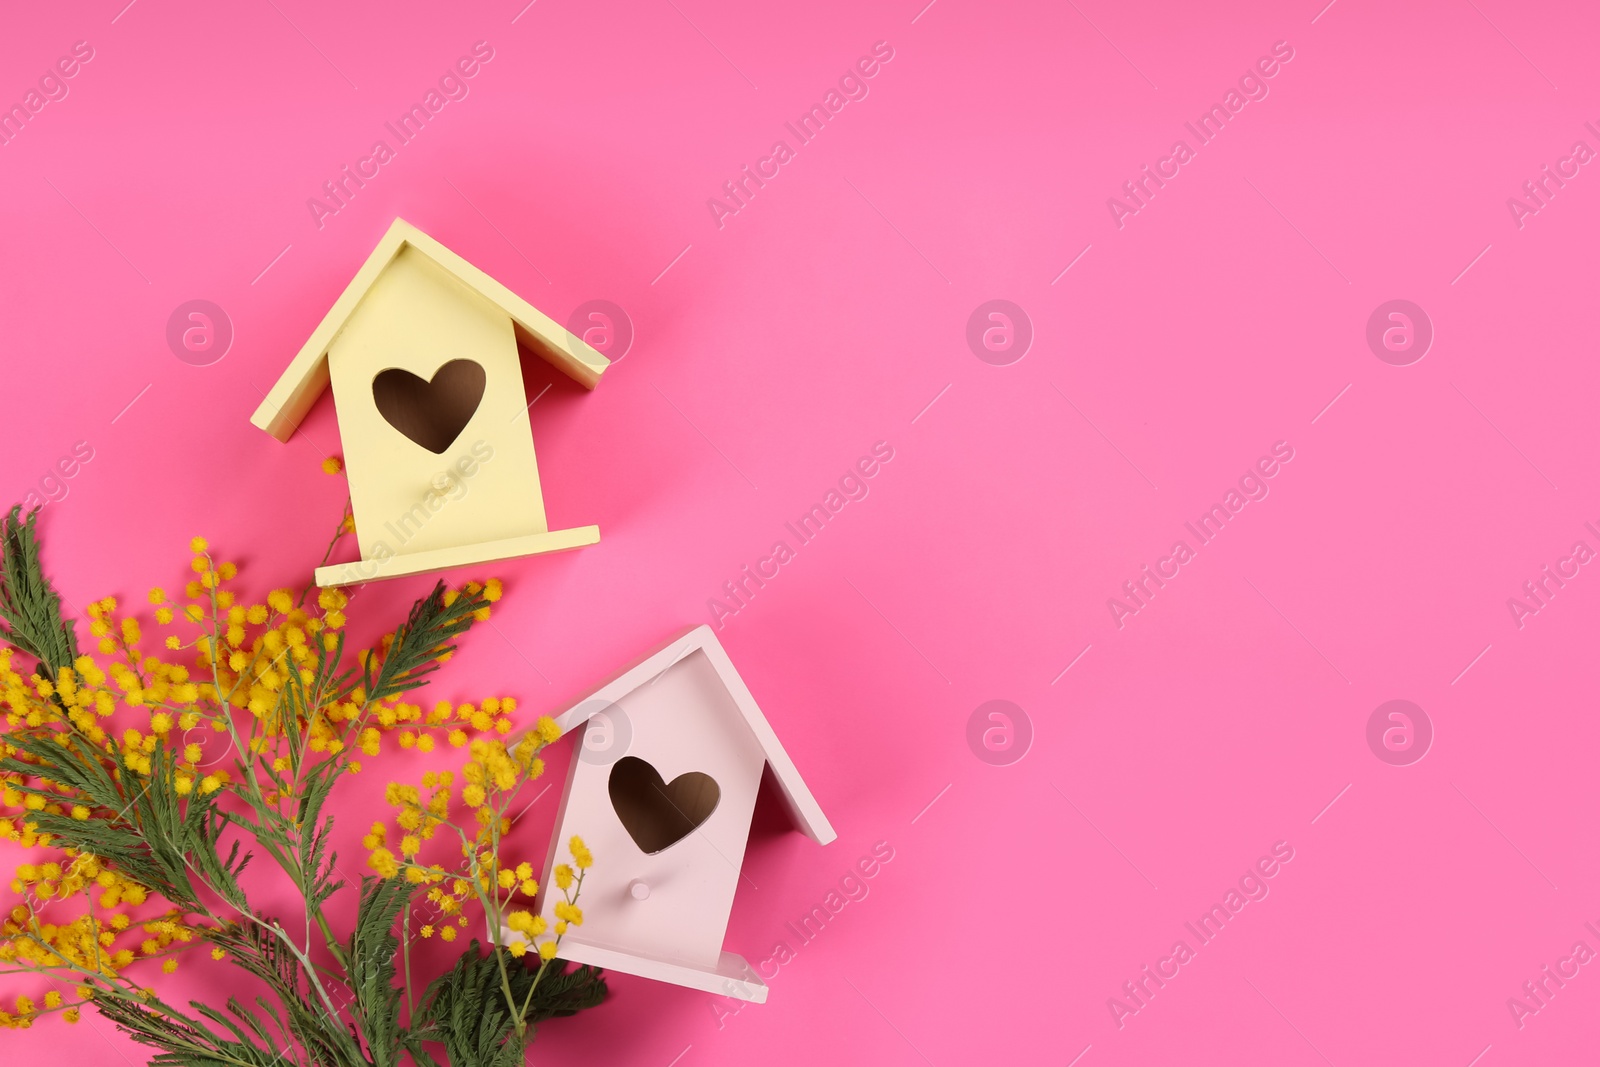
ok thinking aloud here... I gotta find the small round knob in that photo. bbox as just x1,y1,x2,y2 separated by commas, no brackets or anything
628,879,650,900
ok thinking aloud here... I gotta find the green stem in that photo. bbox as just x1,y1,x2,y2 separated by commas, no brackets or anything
400,897,415,1025
495,945,523,1039
515,869,583,1026
514,959,552,1032
7,931,293,1067
296,500,351,609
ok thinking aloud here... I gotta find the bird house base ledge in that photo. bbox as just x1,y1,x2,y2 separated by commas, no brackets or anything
314,526,599,586
551,938,769,1003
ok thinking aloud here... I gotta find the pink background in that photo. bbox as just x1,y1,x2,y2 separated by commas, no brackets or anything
4,0,1599,1064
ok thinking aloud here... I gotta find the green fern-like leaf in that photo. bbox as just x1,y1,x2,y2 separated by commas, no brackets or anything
343,875,414,1067
203,920,368,1067
358,581,489,703
0,504,79,678
95,982,362,1067
408,941,607,1066
1,735,219,911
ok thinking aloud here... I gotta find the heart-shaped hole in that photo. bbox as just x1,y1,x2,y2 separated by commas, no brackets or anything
371,359,487,454
608,756,721,855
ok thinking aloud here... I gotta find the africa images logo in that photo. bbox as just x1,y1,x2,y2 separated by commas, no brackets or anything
707,442,895,628
0,40,95,147
306,42,496,229
705,41,896,230
1106,40,1296,229
1106,441,1296,629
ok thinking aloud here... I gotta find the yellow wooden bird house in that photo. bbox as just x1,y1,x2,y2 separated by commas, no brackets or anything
250,219,609,587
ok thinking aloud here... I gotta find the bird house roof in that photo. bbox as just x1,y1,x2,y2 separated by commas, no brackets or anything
546,625,837,846
250,217,609,442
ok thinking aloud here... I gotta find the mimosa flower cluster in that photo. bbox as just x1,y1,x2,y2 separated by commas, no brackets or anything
364,718,594,983
0,472,605,1059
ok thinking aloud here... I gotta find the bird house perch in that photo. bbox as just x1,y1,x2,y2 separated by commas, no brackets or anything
250,218,609,587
